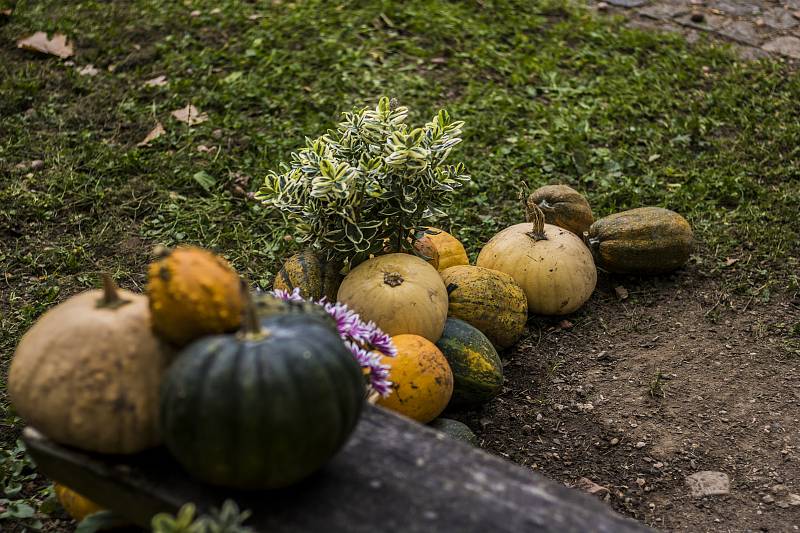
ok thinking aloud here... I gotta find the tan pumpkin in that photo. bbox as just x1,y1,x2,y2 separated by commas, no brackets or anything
413,228,469,271
440,265,527,348
585,207,693,274
54,483,104,522
377,334,453,423
9,276,173,454
337,253,448,342
147,245,243,346
476,199,597,315
273,249,342,301
529,184,593,236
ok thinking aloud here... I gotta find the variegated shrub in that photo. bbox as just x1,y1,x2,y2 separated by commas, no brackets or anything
257,97,469,267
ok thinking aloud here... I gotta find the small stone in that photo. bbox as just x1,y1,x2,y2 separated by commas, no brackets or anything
685,471,730,497
611,437,620,445
762,494,775,504
762,36,800,59
29,159,44,170
636,441,647,448
536,413,543,421
772,484,789,496
597,1,609,10
691,10,706,22
605,0,648,7
788,493,800,506
654,462,664,468
614,286,629,300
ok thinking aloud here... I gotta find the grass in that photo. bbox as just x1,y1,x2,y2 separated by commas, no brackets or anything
1,0,799,526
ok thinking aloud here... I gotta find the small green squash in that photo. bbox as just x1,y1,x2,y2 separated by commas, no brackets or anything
428,418,478,445
529,184,593,237
160,297,364,489
273,249,342,301
585,207,693,274
435,318,503,408
440,265,527,348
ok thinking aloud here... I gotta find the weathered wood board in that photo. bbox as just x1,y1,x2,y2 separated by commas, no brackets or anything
24,404,651,532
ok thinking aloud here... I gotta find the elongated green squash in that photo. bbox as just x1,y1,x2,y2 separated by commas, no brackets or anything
273,249,341,301
435,318,503,408
586,207,693,274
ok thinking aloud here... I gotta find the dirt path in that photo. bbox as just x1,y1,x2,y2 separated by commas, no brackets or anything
458,268,800,531
588,0,800,60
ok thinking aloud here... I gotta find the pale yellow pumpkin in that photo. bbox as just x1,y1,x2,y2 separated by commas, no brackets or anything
476,202,596,316
337,253,448,342
9,276,173,454
413,228,469,272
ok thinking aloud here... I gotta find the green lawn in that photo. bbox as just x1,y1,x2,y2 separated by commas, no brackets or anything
1,0,799,526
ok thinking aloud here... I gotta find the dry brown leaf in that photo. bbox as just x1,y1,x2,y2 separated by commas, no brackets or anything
137,122,165,147
17,31,74,59
171,104,208,126
144,75,167,87
614,286,629,300
724,257,739,267
77,64,99,76
1,8,13,17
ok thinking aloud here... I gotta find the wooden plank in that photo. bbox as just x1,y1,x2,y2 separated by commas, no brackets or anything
24,405,651,532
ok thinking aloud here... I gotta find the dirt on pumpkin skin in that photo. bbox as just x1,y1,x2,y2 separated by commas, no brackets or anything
452,268,800,532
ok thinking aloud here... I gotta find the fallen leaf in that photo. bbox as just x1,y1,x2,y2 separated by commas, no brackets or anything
248,13,264,20
614,286,629,300
144,75,167,87
137,122,165,147
77,64,99,76
192,171,216,191
196,145,212,153
210,7,221,14
575,477,610,497
1,8,13,18
558,319,573,330
724,257,739,267
171,104,208,125
17,31,74,59
190,9,201,16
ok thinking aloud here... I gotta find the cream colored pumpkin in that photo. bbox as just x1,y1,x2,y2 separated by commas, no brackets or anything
9,276,173,454
477,203,596,315
337,253,448,342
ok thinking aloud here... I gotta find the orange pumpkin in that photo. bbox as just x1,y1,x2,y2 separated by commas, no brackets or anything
413,228,469,271
377,335,454,423
54,483,104,521
147,246,243,346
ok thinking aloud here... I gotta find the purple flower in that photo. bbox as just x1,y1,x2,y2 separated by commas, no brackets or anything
270,288,396,397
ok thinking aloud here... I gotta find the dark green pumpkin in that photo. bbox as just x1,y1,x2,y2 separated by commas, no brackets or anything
435,318,504,408
428,418,478,446
273,249,342,301
160,313,364,489
586,207,693,274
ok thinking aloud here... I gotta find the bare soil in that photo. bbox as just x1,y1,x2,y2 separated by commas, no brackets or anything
454,267,800,531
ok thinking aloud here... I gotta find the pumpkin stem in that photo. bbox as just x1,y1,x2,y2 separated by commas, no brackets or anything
239,279,270,340
520,189,548,242
97,273,131,309
383,272,404,287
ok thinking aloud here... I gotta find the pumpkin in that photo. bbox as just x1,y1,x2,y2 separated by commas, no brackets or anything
9,275,173,454
273,249,342,301
377,334,453,424
337,253,448,342
54,483,104,522
529,184,593,237
476,199,596,315
147,245,243,346
585,207,693,274
413,228,470,272
435,318,504,407
440,266,527,349
160,294,364,489
428,418,478,446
